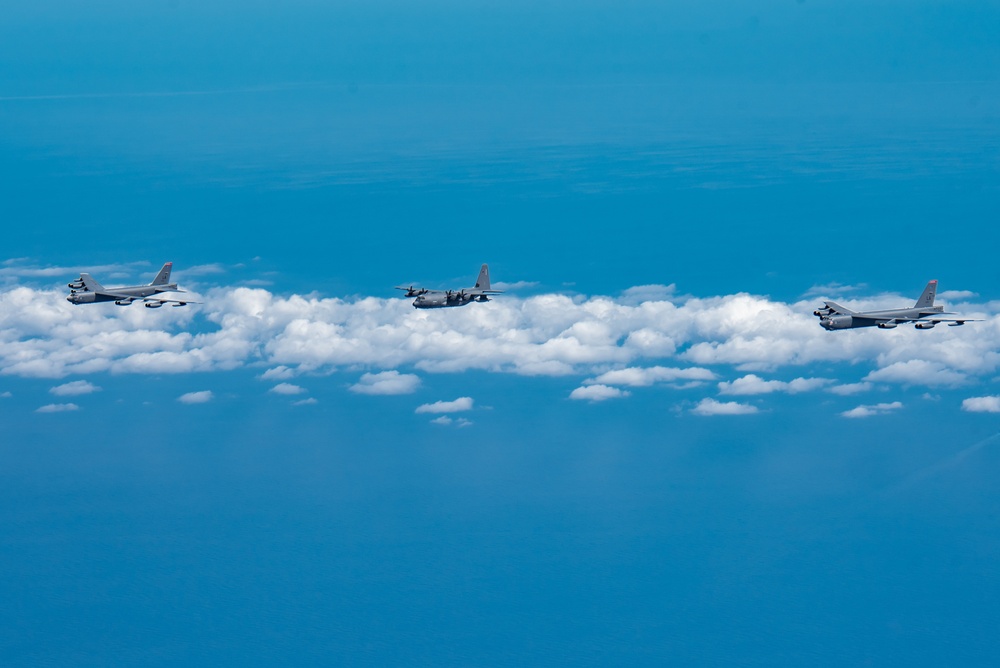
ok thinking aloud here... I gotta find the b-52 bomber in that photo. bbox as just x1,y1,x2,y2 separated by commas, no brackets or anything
396,264,503,309
814,280,976,330
66,262,196,308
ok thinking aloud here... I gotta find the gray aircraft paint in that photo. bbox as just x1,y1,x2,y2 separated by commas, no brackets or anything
66,262,195,308
814,280,974,330
396,264,504,309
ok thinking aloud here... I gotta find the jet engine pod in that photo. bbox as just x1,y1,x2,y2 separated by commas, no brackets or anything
877,321,898,329
144,301,164,308
68,281,84,289
821,315,853,330
114,299,133,306
915,321,937,329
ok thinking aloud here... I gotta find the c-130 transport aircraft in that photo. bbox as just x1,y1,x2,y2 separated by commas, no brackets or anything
66,262,196,308
396,264,503,309
814,280,977,330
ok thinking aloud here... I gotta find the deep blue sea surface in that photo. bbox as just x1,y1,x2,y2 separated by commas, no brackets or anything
4,372,1000,665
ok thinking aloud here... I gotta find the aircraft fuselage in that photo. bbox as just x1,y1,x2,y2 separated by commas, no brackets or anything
820,306,945,330
412,294,489,309
66,283,179,305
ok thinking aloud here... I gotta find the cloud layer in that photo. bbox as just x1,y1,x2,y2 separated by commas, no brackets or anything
2,283,998,409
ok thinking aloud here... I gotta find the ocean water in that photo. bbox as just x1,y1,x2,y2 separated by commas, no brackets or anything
3,371,1000,665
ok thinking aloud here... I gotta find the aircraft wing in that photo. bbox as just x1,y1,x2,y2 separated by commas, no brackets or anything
912,317,981,328
821,300,856,315
99,290,142,303
395,285,431,296
141,296,199,308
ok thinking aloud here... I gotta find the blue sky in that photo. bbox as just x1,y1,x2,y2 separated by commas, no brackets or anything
3,1,1000,665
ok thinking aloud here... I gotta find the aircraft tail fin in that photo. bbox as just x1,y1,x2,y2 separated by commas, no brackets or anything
915,280,937,309
151,262,173,286
474,264,491,291
80,273,105,292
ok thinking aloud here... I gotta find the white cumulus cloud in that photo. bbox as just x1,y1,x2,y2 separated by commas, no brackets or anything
49,380,101,396
0,279,997,406
841,401,903,419
691,398,758,416
569,384,631,402
349,370,421,395
586,366,714,388
938,290,977,301
620,284,677,305
828,382,874,396
863,361,967,387
269,382,305,395
717,374,832,396
260,366,295,380
961,396,1000,413
36,402,80,413
430,415,472,427
416,397,474,414
178,390,214,404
